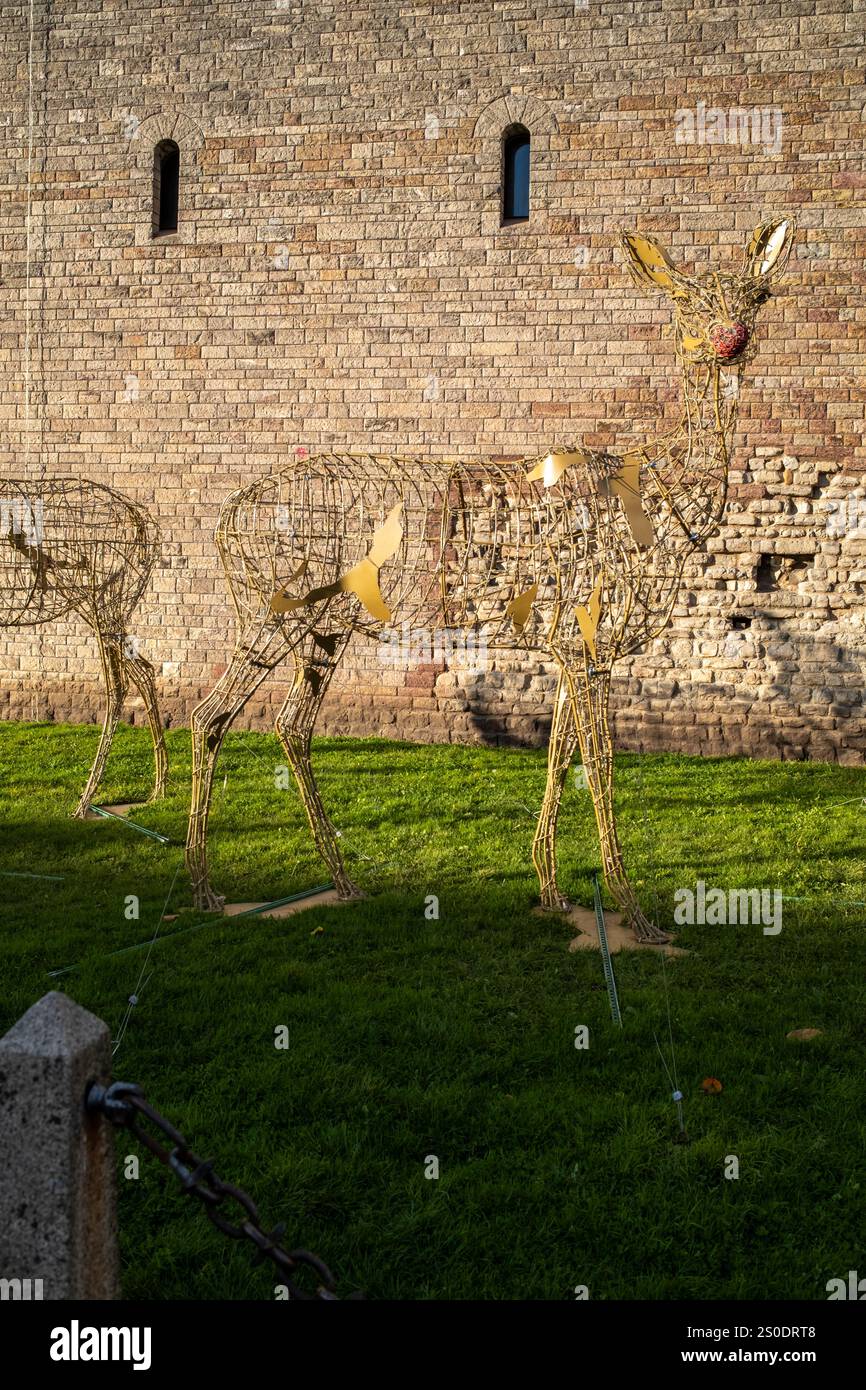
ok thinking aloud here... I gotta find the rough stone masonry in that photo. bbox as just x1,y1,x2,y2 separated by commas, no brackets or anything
0,0,863,761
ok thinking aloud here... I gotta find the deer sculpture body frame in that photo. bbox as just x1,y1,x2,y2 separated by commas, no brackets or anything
186,219,794,941
1,478,167,816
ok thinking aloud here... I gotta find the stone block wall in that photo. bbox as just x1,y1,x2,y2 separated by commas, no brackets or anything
0,0,863,760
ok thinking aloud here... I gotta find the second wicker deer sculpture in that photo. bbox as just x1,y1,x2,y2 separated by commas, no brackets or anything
186,218,794,941
1,478,167,816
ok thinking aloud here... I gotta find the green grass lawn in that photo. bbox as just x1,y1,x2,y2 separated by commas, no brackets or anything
1,720,865,1301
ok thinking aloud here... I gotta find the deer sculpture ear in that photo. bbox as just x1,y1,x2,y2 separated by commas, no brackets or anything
619,231,688,294
743,217,795,280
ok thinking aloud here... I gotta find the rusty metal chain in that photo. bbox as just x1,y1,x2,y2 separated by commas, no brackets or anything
87,1080,360,1301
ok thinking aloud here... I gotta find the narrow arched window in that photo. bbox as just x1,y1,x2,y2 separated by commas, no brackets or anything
153,140,180,236
502,125,530,223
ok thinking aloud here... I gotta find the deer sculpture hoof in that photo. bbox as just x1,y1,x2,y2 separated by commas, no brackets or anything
195,885,227,913
538,891,574,913
628,909,670,946
334,880,365,903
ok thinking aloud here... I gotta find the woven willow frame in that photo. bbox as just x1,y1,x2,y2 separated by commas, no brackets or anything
185,219,794,941
0,478,167,816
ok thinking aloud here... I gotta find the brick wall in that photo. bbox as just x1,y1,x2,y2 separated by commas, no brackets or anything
0,0,863,761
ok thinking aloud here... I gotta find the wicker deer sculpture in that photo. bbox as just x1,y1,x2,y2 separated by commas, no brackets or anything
1,478,167,816
186,218,794,941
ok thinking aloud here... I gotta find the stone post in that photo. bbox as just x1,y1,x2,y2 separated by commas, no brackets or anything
0,991,120,1299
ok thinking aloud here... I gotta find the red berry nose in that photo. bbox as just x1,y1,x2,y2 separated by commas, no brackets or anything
710,322,749,360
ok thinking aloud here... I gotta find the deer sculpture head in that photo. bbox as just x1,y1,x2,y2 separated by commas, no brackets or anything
620,216,795,370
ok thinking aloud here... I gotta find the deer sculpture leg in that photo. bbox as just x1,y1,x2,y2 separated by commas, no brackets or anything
73,631,128,819
126,649,168,802
274,630,363,900
186,618,294,910
532,669,579,911
567,664,669,945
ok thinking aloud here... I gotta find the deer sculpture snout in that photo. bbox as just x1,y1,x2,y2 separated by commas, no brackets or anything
710,321,750,361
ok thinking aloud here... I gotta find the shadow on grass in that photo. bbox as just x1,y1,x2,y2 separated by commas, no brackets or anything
2,722,866,1299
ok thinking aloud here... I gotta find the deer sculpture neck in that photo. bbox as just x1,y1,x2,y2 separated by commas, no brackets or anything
657,352,742,546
